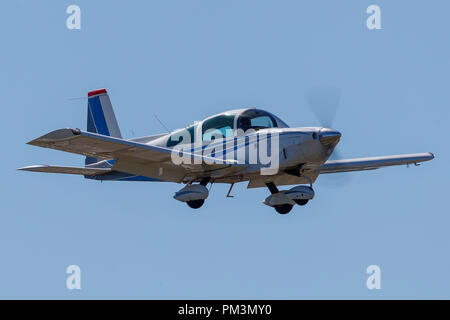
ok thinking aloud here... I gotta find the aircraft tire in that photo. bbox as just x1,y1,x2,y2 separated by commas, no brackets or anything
294,199,309,206
186,199,205,209
274,204,293,214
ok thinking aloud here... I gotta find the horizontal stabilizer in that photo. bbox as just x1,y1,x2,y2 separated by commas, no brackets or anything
18,165,111,176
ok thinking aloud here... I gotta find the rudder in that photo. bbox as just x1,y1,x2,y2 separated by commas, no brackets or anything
86,88,122,165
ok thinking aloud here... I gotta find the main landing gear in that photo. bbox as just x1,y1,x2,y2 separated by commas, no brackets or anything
265,182,294,214
264,182,314,215
174,178,210,209
274,203,294,214
186,199,205,209
294,199,309,206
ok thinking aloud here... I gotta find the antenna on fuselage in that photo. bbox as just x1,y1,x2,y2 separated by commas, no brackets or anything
67,97,88,101
153,114,171,134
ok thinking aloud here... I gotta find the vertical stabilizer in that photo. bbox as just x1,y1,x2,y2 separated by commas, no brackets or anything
86,88,122,165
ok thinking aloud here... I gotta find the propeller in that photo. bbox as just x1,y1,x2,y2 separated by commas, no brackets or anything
304,85,352,186
305,85,341,128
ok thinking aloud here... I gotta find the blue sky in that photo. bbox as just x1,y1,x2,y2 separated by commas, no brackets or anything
0,0,448,299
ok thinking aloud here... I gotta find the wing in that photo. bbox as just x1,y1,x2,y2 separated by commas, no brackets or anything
27,128,236,165
304,152,434,174
23,128,243,182
18,165,111,176
247,152,434,189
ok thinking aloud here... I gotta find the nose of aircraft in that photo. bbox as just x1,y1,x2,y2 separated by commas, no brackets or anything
318,127,341,145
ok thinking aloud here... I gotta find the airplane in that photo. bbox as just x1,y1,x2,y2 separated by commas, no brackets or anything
19,88,434,214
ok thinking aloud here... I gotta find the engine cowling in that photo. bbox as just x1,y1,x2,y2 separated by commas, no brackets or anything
174,184,209,203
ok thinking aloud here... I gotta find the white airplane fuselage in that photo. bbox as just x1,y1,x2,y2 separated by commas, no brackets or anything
147,126,341,177
19,88,433,214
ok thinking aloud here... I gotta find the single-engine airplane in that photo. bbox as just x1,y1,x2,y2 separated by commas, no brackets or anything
19,88,434,214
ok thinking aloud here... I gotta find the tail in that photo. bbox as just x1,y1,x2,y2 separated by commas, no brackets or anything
86,88,122,165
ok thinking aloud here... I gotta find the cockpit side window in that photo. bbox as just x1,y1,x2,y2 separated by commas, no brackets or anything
166,125,196,147
202,115,235,142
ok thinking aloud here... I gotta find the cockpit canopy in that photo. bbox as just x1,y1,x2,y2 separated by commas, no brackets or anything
236,109,288,131
167,108,289,147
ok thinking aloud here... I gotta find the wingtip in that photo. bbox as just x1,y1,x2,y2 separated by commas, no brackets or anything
26,139,39,146
17,165,46,172
25,128,80,146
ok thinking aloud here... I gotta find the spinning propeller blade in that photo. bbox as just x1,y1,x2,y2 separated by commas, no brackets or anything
304,85,352,186
304,85,341,128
